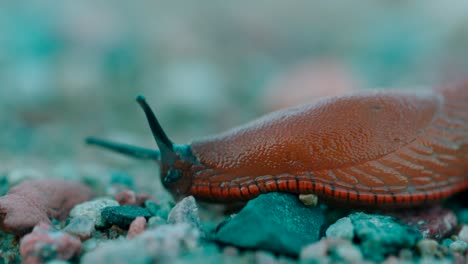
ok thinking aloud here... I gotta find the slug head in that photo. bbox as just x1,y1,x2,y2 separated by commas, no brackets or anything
136,95,197,199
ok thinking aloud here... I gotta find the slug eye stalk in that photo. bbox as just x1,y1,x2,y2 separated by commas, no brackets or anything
86,95,179,166
85,137,161,160
135,95,178,166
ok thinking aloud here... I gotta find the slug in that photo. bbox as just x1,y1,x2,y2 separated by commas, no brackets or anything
87,82,468,208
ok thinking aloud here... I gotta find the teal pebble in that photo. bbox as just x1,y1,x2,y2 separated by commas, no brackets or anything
215,192,325,256
325,217,354,240
144,200,171,219
101,205,152,228
349,212,421,262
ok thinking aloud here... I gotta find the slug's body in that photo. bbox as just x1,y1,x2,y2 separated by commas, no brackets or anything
87,81,468,208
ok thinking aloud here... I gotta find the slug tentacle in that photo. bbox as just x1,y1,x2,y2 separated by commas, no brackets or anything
136,95,178,166
85,137,161,160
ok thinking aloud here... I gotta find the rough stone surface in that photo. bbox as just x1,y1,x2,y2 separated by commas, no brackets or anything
458,225,468,243
81,223,199,263
69,198,119,228
325,216,354,240
145,199,173,219
127,217,147,239
63,216,95,240
449,240,468,254
101,205,152,228
416,239,439,258
300,238,362,263
215,193,326,256
349,212,421,261
0,179,94,235
298,194,318,207
167,196,200,229
391,206,458,239
20,222,82,264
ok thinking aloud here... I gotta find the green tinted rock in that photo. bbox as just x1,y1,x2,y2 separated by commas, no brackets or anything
101,205,152,228
325,217,354,240
144,199,172,219
349,212,421,261
215,192,325,256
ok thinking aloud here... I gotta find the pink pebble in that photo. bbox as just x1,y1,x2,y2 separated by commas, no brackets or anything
0,179,94,235
127,217,147,239
20,222,82,264
115,190,137,205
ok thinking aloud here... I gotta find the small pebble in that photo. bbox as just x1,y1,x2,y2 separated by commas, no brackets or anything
331,242,363,263
255,250,277,264
145,199,172,219
298,194,318,207
101,205,152,228
63,216,95,240
301,238,362,263
81,223,200,262
449,240,468,254
69,198,119,228
115,190,137,205
326,217,354,240
222,246,239,256
398,248,413,260
300,240,328,260
167,196,200,229
127,217,147,239
458,225,468,243
20,222,81,264
442,238,454,248
416,239,439,258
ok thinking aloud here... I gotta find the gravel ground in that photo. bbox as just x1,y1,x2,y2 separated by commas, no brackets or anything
0,2,467,263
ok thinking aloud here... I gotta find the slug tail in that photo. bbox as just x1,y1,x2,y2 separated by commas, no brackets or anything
86,137,161,160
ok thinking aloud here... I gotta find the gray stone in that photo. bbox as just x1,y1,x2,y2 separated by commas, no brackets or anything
215,192,326,256
69,198,119,228
300,238,362,263
167,196,200,229
449,240,468,253
325,217,354,240
330,242,363,263
63,216,95,240
416,239,438,258
81,223,200,263
458,225,468,243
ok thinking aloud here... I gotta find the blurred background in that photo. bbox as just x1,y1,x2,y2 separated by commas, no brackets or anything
0,1,467,189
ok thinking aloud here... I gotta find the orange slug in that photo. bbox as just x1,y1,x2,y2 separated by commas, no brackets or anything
87,81,468,208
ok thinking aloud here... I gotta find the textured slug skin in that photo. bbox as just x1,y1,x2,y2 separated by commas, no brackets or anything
189,82,468,207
